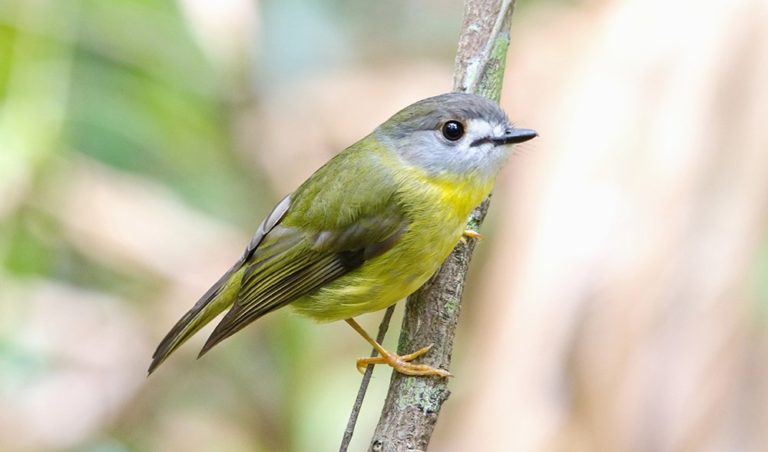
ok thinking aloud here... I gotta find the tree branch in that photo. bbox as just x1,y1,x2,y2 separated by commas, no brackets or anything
339,305,396,452
369,1,519,450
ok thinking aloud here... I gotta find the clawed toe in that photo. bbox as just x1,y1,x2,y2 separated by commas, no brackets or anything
346,318,451,378
462,230,483,240
354,343,451,377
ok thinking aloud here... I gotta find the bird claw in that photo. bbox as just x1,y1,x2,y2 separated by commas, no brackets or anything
462,230,483,240
355,343,452,377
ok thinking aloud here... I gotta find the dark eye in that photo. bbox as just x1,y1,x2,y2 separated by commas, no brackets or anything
441,120,464,141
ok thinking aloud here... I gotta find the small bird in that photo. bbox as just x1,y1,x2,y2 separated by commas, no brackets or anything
148,93,536,377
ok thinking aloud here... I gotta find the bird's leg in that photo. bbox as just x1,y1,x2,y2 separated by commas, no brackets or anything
462,229,483,240
345,318,451,377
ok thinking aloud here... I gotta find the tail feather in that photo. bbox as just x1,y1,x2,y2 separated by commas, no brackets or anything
148,265,245,374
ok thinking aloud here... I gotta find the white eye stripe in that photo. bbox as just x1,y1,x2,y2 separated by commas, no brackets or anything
465,119,497,141
384,115,512,181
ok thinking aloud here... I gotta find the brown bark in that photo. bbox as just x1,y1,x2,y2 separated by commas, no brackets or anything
369,1,519,450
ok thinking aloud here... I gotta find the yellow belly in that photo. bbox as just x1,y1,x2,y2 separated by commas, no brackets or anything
290,168,493,321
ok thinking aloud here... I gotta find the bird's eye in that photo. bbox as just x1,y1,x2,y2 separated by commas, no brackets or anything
441,120,464,141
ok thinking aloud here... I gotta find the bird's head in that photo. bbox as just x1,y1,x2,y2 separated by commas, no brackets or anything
375,92,537,180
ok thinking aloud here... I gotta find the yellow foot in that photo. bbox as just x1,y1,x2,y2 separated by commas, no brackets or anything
356,344,452,377
463,230,483,240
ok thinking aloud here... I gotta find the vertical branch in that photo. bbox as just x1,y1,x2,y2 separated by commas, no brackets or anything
339,305,396,452
369,1,519,450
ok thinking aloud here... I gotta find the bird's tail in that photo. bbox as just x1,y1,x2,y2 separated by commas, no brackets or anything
148,265,245,374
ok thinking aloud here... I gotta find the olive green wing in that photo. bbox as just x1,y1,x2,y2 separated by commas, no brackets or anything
196,144,406,355
148,139,407,370
198,195,407,357
148,195,293,374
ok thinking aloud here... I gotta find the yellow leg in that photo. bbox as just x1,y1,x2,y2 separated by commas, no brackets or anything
462,230,483,240
345,318,451,377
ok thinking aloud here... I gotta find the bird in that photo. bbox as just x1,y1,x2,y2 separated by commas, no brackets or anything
148,92,537,377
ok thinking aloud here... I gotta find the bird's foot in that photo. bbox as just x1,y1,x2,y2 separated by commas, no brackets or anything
462,229,483,240
355,344,451,377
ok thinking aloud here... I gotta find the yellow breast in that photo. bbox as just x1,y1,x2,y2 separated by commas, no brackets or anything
291,166,495,321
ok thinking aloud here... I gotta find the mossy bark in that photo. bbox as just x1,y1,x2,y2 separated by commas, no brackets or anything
370,1,519,450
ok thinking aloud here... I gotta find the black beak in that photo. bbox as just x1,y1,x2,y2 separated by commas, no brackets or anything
491,127,538,145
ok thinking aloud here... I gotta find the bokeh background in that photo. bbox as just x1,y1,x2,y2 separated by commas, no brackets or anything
1,0,767,451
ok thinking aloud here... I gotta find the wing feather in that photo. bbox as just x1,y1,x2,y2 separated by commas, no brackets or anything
198,219,407,356
150,148,411,372
147,194,292,374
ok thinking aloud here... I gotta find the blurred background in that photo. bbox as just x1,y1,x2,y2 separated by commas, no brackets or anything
1,0,767,451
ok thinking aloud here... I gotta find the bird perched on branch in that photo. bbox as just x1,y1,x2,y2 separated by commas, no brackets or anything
149,92,536,377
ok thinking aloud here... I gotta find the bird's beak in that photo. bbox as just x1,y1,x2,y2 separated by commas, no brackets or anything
492,127,538,145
